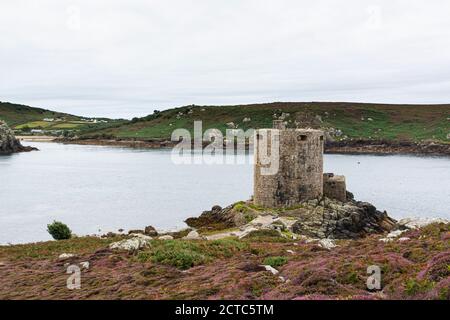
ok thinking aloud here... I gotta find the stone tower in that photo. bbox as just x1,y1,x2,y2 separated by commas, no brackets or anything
253,121,324,208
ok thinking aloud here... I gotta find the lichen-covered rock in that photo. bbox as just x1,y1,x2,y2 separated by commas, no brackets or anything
289,198,396,239
379,229,407,242
185,204,248,231
186,197,396,240
318,239,337,250
58,253,76,260
109,234,152,252
261,265,279,275
0,121,36,154
183,230,202,240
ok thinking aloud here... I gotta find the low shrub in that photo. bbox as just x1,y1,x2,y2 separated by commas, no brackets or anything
137,239,248,270
404,279,435,296
263,256,288,268
47,221,72,240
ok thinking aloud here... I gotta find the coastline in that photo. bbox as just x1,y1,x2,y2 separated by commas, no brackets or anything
29,137,450,156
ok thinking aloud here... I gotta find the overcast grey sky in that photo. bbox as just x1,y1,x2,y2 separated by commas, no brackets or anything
1,0,450,118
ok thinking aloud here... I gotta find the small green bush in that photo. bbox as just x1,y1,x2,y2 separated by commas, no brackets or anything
137,239,248,270
263,256,288,268
148,241,208,270
242,229,288,242
233,203,248,213
404,279,435,295
47,221,72,240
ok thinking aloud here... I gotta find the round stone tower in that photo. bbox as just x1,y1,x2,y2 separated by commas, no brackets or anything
253,121,324,208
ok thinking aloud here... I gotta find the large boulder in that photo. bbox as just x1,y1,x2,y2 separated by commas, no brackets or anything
185,204,248,231
109,234,152,252
289,198,397,239
0,121,36,154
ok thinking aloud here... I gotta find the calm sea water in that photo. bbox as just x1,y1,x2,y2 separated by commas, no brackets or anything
0,142,449,244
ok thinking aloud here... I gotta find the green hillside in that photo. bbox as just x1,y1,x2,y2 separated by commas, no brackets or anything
1,101,449,142
0,101,125,135
83,102,450,143
0,102,80,127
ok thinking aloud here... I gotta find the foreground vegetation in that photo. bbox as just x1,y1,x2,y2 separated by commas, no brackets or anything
0,223,448,300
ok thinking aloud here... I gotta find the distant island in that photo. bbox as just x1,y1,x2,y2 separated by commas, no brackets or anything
1,101,449,155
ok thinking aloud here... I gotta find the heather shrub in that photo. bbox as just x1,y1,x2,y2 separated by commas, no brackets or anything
47,221,72,240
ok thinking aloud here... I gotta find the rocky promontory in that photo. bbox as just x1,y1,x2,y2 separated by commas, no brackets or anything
0,121,37,154
185,195,396,241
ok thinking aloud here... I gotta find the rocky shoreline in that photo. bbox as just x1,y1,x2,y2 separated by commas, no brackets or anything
0,121,37,154
54,137,450,156
326,139,450,156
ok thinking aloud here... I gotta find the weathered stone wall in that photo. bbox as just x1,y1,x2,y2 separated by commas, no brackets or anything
323,173,347,202
254,124,324,208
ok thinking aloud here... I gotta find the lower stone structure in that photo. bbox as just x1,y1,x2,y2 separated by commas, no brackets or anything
323,173,347,202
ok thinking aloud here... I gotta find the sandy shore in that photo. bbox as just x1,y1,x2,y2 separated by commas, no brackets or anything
16,135,57,142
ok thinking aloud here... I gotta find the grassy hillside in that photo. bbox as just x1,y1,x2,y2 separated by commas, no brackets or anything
0,101,80,127
0,101,125,134
82,102,450,143
1,101,449,142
